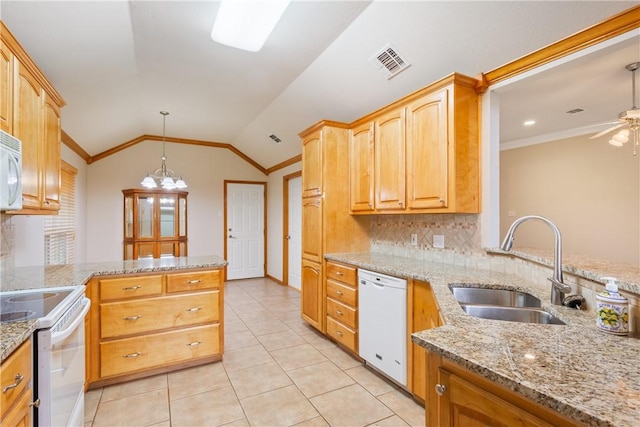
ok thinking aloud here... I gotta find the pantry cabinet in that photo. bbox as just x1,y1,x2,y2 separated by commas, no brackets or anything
86,268,223,388
300,122,369,333
0,339,33,427
122,189,188,260
349,73,479,215
1,22,65,214
425,351,580,427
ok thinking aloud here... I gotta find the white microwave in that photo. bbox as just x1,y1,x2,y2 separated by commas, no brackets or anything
0,130,23,210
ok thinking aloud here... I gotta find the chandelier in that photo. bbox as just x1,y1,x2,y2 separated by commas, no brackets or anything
141,111,187,190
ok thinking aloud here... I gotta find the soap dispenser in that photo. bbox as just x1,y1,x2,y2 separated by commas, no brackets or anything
596,277,629,336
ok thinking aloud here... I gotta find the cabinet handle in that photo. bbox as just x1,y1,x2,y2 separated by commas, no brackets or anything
399,201,403,206
335,271,344,276
2,374,24,393
435,384,447,396
29,398,41,408
336,290,343,296
336,310,343,316
122,285,142,291
335,331,343,336
186,280,202,284
123,315,142,321
439,199,445,204
123,352,142,358
187,341,202,347
186,307,202,312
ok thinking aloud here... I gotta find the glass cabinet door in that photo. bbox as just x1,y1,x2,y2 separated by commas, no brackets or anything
124,195,134,238
159,195,177,237
137,195,154,238
179,195,187,237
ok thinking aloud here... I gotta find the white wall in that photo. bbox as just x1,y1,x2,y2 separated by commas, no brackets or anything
265,162,301,282
85,141,266,262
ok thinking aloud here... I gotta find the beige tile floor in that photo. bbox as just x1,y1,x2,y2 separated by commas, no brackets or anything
84,278,425,427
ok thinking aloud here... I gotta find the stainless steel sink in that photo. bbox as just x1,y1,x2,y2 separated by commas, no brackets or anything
460,305,565,325
450,286,541,308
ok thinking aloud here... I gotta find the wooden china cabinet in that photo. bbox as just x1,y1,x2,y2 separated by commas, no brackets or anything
122,189,188,260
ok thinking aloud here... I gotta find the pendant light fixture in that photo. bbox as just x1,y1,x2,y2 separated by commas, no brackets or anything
141,111,187,190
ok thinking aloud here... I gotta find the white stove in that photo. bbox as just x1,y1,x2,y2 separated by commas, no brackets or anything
0,286,89,427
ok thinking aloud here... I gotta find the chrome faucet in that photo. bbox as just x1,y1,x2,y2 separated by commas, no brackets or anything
500,215,572,305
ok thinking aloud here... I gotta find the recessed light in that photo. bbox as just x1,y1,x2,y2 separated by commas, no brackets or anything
523,120,536,126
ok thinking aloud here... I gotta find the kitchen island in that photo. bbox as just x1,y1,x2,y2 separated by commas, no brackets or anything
0,255,227,362
325,251,640,427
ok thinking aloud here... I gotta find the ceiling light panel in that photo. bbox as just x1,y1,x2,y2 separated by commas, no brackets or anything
211,0,290,52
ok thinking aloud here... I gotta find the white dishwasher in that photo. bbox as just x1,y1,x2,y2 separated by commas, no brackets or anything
358,269,407,387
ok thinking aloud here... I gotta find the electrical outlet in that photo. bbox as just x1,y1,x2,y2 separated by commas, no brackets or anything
433,235,445,249
508,210,516,217
411,233,418,246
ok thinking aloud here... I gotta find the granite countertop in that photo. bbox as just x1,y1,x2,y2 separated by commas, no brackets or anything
0,255,227,361
325,252,640,427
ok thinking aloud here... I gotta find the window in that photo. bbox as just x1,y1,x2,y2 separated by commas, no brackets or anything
44,161,77,265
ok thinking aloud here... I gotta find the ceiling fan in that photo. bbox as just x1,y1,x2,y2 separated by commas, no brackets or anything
590,61,640,155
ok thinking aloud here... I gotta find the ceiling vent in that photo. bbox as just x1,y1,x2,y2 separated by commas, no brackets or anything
566,108,585,114
369,44,411,79
269,134,282,144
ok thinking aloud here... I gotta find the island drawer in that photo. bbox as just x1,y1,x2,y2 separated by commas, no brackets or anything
99,275,163,301
100,324,220,378
100,291,219,338
167,270,221,293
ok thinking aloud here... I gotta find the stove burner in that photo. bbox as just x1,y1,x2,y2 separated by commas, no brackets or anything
7,292,60,303
0,310,36,322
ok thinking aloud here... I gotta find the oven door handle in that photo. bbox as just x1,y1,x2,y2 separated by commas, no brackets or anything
51,298,91,346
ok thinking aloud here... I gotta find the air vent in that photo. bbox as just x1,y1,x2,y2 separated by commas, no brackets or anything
566,108,585,114
369,44,411,79
269,134,282,144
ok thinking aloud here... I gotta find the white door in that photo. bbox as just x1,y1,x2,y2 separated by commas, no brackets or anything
287,176,302,290
226,183,265,280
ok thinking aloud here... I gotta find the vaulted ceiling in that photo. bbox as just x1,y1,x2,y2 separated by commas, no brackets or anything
1,1,637,170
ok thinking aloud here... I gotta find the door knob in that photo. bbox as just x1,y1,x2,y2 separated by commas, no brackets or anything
435,384,447,396
286,235,291,240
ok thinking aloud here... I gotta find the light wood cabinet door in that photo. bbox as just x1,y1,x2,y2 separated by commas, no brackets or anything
14,61,42,210
301,259,322,331
42,93,61,211
438,370,555,427
349,122,374,212
0,39,13,133
0,340,32,427
302,131,322,198
374,108,405,211
406,89,449,210
301,196,322,263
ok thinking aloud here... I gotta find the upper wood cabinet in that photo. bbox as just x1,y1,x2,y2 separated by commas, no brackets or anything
350,73,480,215
349,122,374,212
122,189,188,260
302,132,322,198
1,21,65,214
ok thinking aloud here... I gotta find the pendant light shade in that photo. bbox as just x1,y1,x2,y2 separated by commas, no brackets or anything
141,111,187,190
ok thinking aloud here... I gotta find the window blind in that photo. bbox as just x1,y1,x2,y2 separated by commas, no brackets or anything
44,161,77,265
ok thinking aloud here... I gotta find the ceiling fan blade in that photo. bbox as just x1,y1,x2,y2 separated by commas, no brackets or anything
590,123,625,139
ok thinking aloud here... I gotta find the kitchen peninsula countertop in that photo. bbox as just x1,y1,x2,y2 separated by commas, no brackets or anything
325,252,640,427
0,255,227,361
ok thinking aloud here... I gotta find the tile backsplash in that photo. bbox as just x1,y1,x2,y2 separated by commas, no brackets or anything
370,213,481,257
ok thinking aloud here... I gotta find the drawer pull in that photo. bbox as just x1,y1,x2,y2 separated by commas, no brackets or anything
336,271,344,276
122,285,142,291
435,384,447,396
123,352,142,358
123,315,142,321
336,290,343,296
336,310,343,316
186,307,202,312
187,280,202,284
335,331,343,337
2,374,24,393
187,341,202,347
